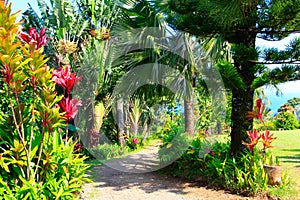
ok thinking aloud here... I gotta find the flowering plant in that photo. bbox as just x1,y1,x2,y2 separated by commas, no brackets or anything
131,138,139,145
126,137,139,150
19,27,48,50
52,65,82,95
243,98,277,163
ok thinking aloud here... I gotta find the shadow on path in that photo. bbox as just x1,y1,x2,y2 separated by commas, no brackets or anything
81,145,253,200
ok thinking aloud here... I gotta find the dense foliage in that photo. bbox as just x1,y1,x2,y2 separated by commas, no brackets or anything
162,0,300,153
275,112,299,130
158,125,293,196
0,2,89,198
2,0,299,198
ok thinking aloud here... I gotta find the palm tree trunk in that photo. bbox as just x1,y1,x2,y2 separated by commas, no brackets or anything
116,98,126,147
133,123,138,137
184,91,195,136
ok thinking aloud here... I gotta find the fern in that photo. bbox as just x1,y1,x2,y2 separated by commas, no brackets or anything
215,60,245,90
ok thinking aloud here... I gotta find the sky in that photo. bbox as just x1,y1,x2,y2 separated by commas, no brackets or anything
256,35,300,112
11,0,50,11
11,0,50,19
11,0,300,112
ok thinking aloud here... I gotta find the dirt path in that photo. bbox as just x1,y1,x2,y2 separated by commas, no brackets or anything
81,145,258,200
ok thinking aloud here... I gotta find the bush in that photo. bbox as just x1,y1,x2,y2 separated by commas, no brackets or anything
203,141,269,195
90,143,128,160
158,134,292,196
0,137,89,199
254,120,276,131
275,112,299,130
157,115,190,164
0,3,89,198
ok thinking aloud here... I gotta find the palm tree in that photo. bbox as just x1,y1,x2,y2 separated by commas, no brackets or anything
22,0,122,146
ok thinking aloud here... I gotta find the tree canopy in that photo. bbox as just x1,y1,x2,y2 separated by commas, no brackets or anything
162,0,300,153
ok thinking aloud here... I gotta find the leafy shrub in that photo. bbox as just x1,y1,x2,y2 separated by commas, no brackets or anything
156,114,184,140
254,120,276,131
0,3,89,198
203,141,269,194
275,112,299,130
157,115,190,164
90,143,128,160
126,137,139,150
158,132,191,164
0,136,89,199
159,134,292,196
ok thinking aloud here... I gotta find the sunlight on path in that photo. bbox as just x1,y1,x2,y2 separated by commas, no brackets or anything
81,145,253,200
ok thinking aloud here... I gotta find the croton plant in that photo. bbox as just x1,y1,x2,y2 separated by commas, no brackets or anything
0,1,88,198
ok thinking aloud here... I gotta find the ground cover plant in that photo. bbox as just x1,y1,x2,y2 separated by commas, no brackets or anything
158,100,298,199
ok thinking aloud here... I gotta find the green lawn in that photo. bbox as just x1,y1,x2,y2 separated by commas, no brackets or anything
218,130,300,199
270,130,300,199
271,130,300,175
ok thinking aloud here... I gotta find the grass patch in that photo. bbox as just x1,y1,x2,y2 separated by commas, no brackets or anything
271,130,300,180
85,137,161,165
214,131,300,199
267,130,300,199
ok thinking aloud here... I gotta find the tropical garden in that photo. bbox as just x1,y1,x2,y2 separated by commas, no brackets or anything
0,0,300,199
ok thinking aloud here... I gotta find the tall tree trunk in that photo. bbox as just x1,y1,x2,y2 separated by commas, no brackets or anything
230,87,254,153
116,98,126,147
142,119,153,142
132,123,138,137
184,91,195,136
230,32,257,154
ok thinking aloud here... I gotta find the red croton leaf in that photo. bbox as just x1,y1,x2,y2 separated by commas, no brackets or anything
19,27,48,49
52,65,82,95
261,130,277,148
246,98,265,123
58,97,82,122
242,129,261,151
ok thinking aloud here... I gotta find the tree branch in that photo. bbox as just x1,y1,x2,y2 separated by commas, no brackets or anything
248,60,300,65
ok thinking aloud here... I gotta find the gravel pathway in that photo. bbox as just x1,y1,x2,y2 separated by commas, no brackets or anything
81,145,259,200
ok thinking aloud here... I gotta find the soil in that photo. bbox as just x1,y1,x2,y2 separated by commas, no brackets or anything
80,144,281,200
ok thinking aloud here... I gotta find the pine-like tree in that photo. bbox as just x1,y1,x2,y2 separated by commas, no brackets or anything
162,0,300,153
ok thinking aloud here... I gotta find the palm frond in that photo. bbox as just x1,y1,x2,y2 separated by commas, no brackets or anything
22,4,44,30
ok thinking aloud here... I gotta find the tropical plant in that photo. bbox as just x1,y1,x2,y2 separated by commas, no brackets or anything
128,98,142,136
275,112,299,130
90,143,129,160
22,0,123,149
161,0,300,153
0,2,89,198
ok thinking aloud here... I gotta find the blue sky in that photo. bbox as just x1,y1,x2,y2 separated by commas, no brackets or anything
11,0,300,112
256,35,300,112
11,0,50,16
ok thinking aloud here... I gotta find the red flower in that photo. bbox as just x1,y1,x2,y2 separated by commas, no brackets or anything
1,64,14,84
19,27,48,49
243,129,261,151
246,98,265,123
52,65,82,95
261,130,276,149
131,138,138,144
58,97,82,122
74,143,84,152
